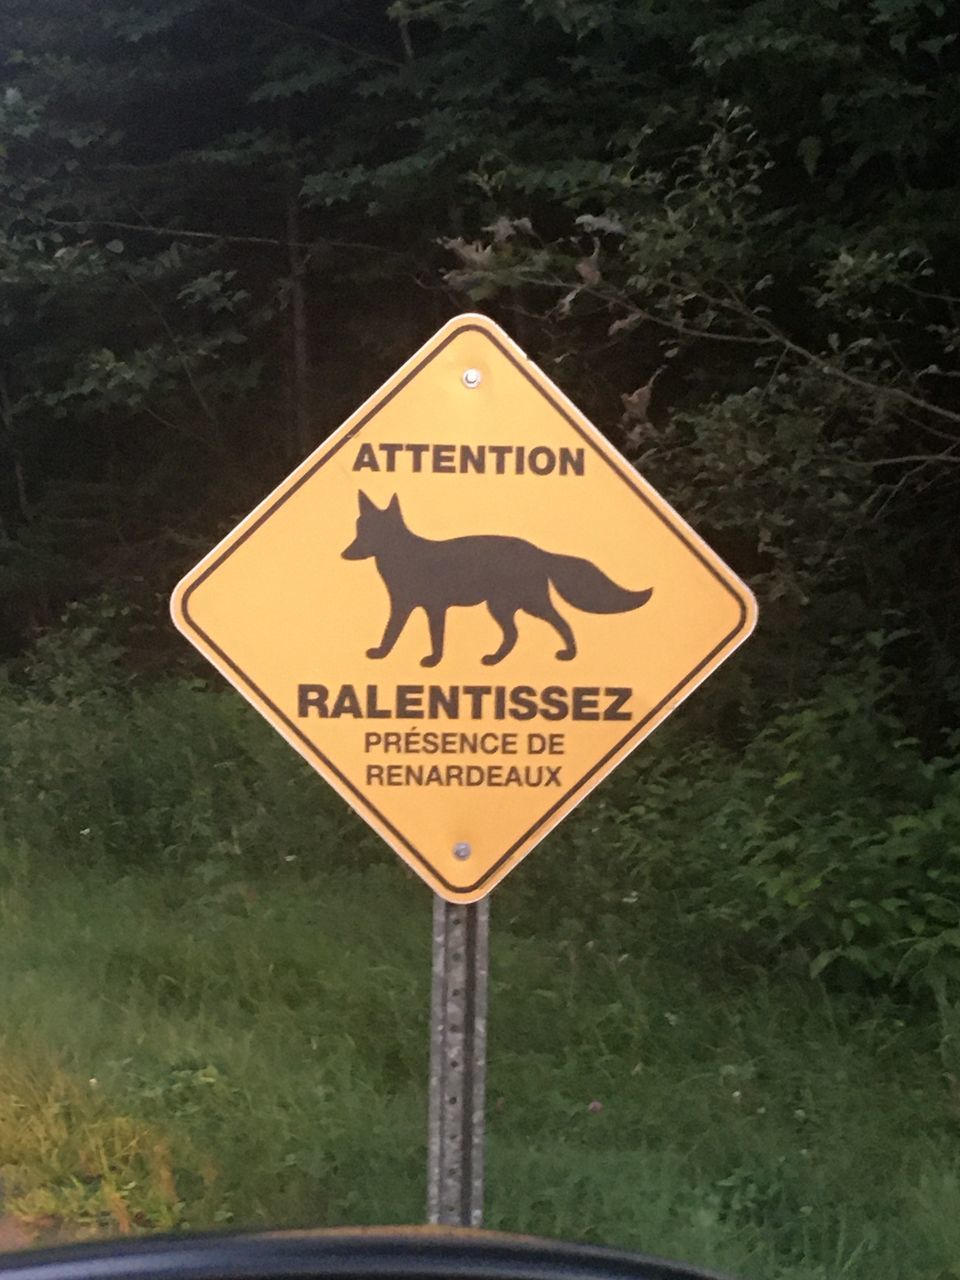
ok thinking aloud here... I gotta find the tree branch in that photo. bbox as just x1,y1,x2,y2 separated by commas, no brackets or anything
869,452,960,467
226,0,403,68
721,294,960,431
526,274,780,345
29,212,406,259
123,273,222,431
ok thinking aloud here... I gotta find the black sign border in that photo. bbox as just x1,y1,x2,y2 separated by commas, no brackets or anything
180,321,751,896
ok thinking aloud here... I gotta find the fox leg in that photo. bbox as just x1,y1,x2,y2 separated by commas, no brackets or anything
483,603,518,665
367,599,413,660
421,608,446,668
526,598,576,661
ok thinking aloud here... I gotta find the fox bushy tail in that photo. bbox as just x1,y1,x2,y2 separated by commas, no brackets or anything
547,553,652,614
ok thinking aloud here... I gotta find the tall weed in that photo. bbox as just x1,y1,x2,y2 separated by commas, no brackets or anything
0,615,384,880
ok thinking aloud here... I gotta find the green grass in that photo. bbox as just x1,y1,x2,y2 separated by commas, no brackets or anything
2,851,959,1279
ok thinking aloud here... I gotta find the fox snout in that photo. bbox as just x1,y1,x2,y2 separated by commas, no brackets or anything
341,532,370,560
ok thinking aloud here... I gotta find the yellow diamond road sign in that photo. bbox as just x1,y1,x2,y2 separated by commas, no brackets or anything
171,313,757,902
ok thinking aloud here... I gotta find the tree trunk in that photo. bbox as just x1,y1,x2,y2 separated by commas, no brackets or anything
0,374,32,525
286,188,312,461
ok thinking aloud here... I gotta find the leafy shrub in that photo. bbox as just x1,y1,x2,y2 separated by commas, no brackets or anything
0,609,385,881
580,641,960,997
3,616,959,998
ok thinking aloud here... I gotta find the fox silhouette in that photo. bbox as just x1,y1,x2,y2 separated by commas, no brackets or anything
342,491,653,668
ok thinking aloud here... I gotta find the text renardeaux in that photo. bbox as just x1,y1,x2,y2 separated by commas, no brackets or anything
297,684,633,722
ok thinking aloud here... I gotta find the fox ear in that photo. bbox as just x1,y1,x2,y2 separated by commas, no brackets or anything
386,494,401,516
358,490,376,516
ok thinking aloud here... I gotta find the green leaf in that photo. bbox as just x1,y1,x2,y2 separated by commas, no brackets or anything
797,136,822,177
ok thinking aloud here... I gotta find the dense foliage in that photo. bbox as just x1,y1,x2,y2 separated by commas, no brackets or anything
2,0,959,998
2,614,959,1003
3,0,959,668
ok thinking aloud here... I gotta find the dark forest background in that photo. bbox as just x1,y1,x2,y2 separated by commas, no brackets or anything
2,0,960,994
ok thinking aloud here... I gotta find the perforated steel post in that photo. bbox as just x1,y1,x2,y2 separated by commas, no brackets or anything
426,894,490,1226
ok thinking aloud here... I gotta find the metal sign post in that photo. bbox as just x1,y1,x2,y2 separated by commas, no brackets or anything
427,893,490,1226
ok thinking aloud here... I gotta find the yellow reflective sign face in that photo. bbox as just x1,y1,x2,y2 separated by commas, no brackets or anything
172,314,756,902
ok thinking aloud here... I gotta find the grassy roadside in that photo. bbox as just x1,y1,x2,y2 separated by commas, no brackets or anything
2,853,959,1279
